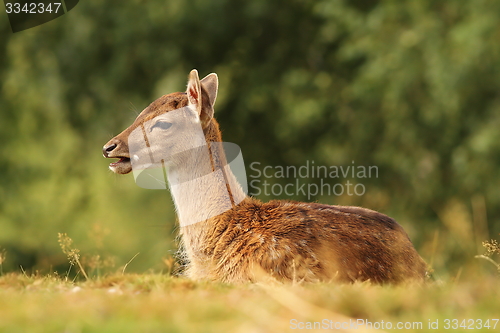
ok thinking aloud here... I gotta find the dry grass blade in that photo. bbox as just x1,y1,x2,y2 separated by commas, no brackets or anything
258,283,386,333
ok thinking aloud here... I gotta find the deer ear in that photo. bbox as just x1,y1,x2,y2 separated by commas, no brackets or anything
186,69,202,114
200,73,218,107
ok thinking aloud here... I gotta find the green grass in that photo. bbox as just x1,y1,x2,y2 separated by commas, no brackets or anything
0,234,498,332
0,272,498,333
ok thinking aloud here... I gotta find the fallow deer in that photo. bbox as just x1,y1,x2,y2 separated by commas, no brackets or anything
103,69,427,284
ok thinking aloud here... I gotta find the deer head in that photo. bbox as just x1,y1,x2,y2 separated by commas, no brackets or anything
102,69,219,175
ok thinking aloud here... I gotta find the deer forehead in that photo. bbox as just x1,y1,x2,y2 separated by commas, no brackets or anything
144,106,201,132
134,92,190,125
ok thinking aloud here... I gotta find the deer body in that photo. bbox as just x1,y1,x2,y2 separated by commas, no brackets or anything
103,70,427,284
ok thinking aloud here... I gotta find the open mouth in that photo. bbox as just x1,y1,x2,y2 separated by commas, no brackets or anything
108,157,132,174
109,157,131,167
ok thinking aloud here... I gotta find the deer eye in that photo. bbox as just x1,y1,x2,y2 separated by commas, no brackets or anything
150,120,172,132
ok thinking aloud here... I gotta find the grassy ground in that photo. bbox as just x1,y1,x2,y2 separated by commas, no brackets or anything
0,271,498,333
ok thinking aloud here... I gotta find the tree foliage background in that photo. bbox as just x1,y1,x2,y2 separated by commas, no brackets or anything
1,0,499,277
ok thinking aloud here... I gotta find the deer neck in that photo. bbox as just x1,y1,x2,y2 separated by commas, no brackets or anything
166,140,247,229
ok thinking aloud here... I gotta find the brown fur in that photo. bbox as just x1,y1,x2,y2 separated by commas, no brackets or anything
103,70,427,284
180,199,427,283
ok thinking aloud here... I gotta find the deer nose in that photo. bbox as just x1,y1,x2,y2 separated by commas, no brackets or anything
103,143,117,158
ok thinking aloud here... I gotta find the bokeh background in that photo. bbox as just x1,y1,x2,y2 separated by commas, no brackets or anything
1,0,499,278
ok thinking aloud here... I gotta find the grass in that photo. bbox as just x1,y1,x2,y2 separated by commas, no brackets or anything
0,235,498,332
0,271,498,333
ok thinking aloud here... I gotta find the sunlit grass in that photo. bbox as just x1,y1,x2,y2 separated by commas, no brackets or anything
0,234,498,332
0,235,497,332
0,269,498,333
476,239,500,274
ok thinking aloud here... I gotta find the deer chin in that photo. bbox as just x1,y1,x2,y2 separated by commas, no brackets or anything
109,157,132,174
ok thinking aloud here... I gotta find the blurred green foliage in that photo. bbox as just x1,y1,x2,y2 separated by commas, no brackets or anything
0,0,499,278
